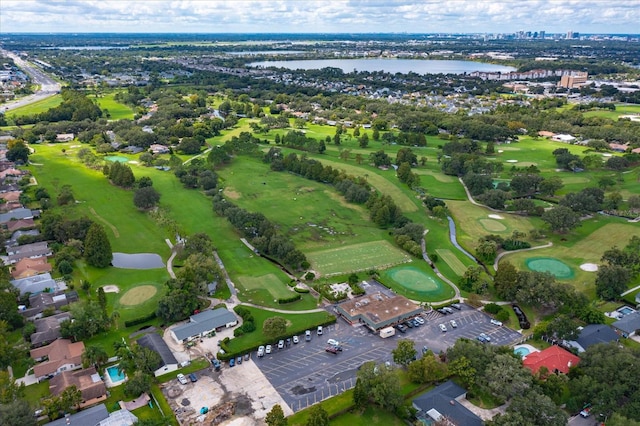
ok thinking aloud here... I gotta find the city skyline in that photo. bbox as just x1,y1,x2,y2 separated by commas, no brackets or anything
0,0,638,35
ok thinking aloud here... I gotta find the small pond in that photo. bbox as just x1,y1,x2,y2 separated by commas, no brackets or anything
111,253,164,269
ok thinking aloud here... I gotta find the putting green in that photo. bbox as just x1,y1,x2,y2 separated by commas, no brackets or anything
104,156,129,163
381,265,453,301
479,219,507,232
119,285,157,305
525,257,574,279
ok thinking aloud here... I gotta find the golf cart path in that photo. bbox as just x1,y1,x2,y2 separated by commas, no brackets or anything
493,241,554,270
421,230,461,300
622,283,640,296
238,302,326,314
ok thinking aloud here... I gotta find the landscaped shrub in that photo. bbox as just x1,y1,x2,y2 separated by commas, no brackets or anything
277,294,302,304
294,287,310,293
484,303,502,315
124,312,157,328
496,310,510,323
502,239,531,251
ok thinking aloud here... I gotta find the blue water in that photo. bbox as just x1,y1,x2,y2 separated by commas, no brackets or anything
618,307,635,315
514,347,530,357
106,365,125,382
248,58,516,75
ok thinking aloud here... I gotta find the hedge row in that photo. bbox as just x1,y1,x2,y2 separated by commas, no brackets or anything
278,294,302,304
294,287,310,293
124,312,157,328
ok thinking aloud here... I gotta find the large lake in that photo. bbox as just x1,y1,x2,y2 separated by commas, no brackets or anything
248,58,516,75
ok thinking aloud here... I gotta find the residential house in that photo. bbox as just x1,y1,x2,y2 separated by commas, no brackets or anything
6,241,52,264
0,200,22,212
6,228,40,248
55,133,74,142
31,339,85,382
0,167,25,179
612,311,640,337
0,190,22,201
0,207,34,224
11,272,60,295
30,312,72,347
20,290,77,319
412,380,483,426
523,345,580,376
5,217,35,232
11,256,52,279
170,308,238,344
568,324,619,353
149,144,169,154
551,134,576,143
136,333,179,377
49,367,107,408
43,403,138,426
609,142,629,153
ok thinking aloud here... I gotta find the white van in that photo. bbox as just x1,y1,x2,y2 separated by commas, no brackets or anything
379,327,396,338
317,326,323,335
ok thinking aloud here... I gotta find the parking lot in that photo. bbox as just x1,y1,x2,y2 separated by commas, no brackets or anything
254,303,522,413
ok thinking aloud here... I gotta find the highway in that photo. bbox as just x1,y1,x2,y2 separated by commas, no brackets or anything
0,49,62,113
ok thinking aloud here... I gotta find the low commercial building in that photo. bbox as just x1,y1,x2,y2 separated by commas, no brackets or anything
335,292,422,332
171,308,238,344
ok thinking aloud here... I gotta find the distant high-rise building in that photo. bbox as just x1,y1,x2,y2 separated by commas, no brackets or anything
567,31,574,39
539,31,545,39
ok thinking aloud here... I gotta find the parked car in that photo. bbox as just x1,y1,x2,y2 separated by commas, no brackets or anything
325,346,338,354
257,346,265,357
439,324,447,332
580,406,591,418
317,326,323,335
450,303,462,310
189,373,198,382
449,319,458,328
422,346,429,354
404,321,414,328
443,307,454,314
285,338,292,346
244,353,250,361
327,339,339,346
396,324,407,333
212,359,221,371
278,340,285,349
477,334,487,343
411,319,421,327
414,316,425,325
437,308,448,315
177,373,188,385
305,330,312,341
479,333,491,342
237,356,242,365
265,345,272,354
229,358,235,367
293,335,299,344
490,319,503,326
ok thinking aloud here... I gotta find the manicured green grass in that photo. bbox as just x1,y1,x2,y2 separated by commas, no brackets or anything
288,389,355,425
23,381,50,408
582,104,640,120
236,274,294,300
225,306,334,354
379,263,455,302
415,169,467,200
330,406,405,426
308,240,411,276
435,249,469,276
5,94,63,119
89,92,135,120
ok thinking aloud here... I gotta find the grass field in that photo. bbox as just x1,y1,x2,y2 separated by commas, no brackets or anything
435,248,469,276
583,104,640,120
5,94,63,119
119,285,158,305
380,263,455,302
90,92,135,120
236,273,294,300
307,240,410,276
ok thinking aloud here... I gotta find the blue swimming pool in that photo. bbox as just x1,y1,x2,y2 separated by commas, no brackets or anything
514,347,530,357
618,306,635,316
106,365,125,382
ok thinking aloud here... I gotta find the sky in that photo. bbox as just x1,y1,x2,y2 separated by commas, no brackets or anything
0,0,638,35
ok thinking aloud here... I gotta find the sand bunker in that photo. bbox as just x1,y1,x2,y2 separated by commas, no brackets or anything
506,159,518,163
102,285,120,293
488,214,504,219
580,263,599,272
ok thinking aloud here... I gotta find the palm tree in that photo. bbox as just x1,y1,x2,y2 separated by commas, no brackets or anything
82,345,108,369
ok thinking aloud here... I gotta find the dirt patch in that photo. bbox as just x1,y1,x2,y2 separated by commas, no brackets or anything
102,285,120,293
119,285,157,306
224,188,241,200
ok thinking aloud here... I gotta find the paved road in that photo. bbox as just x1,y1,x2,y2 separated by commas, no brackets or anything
0,49,61,113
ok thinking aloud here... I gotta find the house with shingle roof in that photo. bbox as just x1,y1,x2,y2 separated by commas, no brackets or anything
412,380,483,426
49,366,107,408
5,217,35,232
170,308,238,344
11,256,52,279
30,312,72,347
136,333,179,377
569,324,619,353
10,272,59,295
31,339,85,382
6,241,52,264
20,290,76,320
0,207,34,224
612,311,640,337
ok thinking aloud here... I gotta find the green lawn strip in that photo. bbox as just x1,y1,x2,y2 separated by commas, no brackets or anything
435,249,469,276
5,94,63,119
236,274,293,300
582,104,640,120
415,171,467,199
224,306,334,355
329,406,406,426
23,381,50,408
89,92,135,120
307,240,411,276
288,389,356,425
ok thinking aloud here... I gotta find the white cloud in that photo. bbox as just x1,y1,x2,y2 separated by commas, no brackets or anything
0,0,637,33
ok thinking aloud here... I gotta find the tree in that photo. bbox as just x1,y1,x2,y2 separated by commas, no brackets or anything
448,355,476,388
263,317,287,339
265,404,287,426
629,195,640,209
0,292,23,330
539,176,564,196
59,385,82,412
0,399,36,426
358,133,369,148
545,315,580,341
82,345,108,369
305,404,329,426
492,390,567,426
124,371,152,397
392,339,417,367
494,262,520,300
407,352,448,384
595,265,630,300
6,141,29,164
57,185,75,206
133,186,161,210
84,223,112,268
542,206,580,233
484,353,533,402
353,361,402,411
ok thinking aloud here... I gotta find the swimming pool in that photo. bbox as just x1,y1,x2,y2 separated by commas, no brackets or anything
106,365,125,382
514,347,530,357
618,306,636,316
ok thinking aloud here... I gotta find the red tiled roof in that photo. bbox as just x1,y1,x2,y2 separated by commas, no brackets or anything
523,345,580,375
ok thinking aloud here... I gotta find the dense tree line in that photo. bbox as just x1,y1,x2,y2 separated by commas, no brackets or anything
595,236,640,300
12,89,102,125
